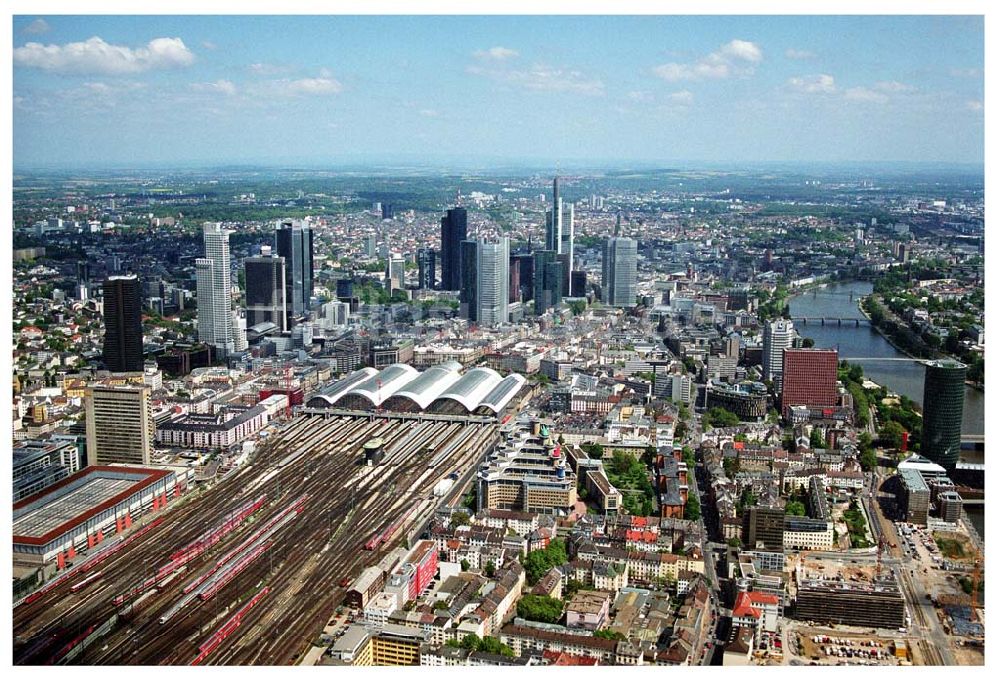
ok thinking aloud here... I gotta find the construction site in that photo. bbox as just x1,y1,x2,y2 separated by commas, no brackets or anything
13,410,499,665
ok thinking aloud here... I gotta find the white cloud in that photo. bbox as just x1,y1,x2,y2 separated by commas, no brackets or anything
965,99,983,111
418,109,440,117
844,87,889,103
467,62,604,96
191,79,237,96
14,36,195,74
667,90,694,105
627,90,652,102
785,48,816,60
279,77,342,96
249,62,294,76
950,68,982,78
473,46,519,61
23,19,51,35
788,73,837,94
201,40,218,50
873,80,914,93
719,39,763,63
653,38,763,82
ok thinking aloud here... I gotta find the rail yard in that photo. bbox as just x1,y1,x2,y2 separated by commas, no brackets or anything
13,411,499,665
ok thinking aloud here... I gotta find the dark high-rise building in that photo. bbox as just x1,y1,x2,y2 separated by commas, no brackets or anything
509,256,521,303
514,253,535,302
381,203,394,220
747,506,784,551
417,247,436,290
533,249,564,315
459,240,479,322
440,207,468,291
571,270,588,298
244,253,287,331
102,274,144,373
336,277,354,300
921,359,966,469
780,348,839,418
275,219,314,323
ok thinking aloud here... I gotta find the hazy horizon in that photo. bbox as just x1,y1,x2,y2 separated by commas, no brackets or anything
13,15,984,168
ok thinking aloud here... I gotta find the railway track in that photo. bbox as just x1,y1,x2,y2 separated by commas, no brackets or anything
14,412,498,666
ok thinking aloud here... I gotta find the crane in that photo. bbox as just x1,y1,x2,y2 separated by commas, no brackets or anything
970,549,982,608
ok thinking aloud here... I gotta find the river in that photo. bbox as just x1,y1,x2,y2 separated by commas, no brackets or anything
788,281,985,537
787,281,984,437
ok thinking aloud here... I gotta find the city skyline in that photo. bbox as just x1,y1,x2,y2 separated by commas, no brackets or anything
12,15,984,167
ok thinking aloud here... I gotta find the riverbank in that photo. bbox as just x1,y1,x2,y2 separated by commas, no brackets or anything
858,295,985,390
856,295,925,362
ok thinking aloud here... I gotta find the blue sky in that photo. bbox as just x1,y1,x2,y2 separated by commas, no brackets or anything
12,15,985,168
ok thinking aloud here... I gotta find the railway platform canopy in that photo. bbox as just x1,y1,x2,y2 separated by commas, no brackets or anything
13,466,177,566
306,363,526,415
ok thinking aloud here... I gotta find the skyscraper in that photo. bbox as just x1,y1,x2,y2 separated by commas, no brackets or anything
780,348,839,418
602,235,638,308
85,384,154,466
76,261,90,301
275,219,314,322
514,253,535,302
763,319,796,383
244,249,287,331
533,249,564,315
921,359,966,470
459,240,479,322
440,207,468,291
545,177,574,277
476,238,510,326
197,222,241,356
417,247,436,290
386,253,405,292
102,274,144,373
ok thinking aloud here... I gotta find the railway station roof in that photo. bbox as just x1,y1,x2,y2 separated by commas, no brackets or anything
307,363,524,414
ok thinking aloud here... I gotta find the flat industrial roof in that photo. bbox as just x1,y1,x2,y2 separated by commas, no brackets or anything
13,466,172,546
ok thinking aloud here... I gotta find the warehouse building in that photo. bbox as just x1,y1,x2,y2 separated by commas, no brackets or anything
794,578,905,629
13,466,180,567
897,467,930,526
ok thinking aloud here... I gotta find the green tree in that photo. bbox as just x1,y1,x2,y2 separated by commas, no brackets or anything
452,511,470,527
564,579,585,598
460,559,470,572
785,500,806,516
593,630,626,641
809,427,826,449
684,492,701,521
879,421,906,450
703,407,740,429
484,561,496,578
522,539,568,585
516,594,565,624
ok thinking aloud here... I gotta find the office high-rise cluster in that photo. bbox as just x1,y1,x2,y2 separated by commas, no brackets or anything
545,177,575,296
533,249,564,315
